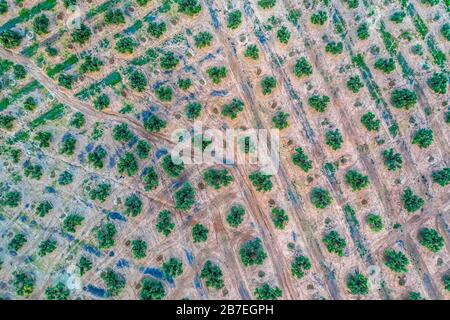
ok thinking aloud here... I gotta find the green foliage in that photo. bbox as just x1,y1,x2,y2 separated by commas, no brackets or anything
203,168,233,189
227,10,242,29
162,257,183,278
104,9,125,25
272,111,289,129
112,123,134,142
276,26,291,44
131,239,147,259
347,75,364,93
292,147,312,172
194,31,213,48
384,249,409,273
156,210,175,236
69,112,85,128
142,166,159,191
128,70,147,92
310,187,332,209
38,239,57,257
135,140,151,159
0,30,23,49
71,24,91,45
367,214,383,232
94,93,110,110
271,207,288,230
418,228,444,253
140,278,165,300
427,72,448,95
254,283,282,300
58,73,75,89
35,200,53,218
192,223,208,243
374,58,395,74
155,85,173,101
291,255,311,278
144,114,167,132
441,23,450,41
391,89,417,110
200,260,224,289
185,102,202,120
0,0,8,15
261,76,277,95
432,167,450,187
408,291,424,300
249,171,273,192
244,44,259,60
34,131,52,148
101,269,126,297
357,23,369,40
325,129,343,150
0,190,21,207
96,222,117,249
87,146,107,169
58,171,73,185
147,21,167,38
325,41,343,55
161,155,184,178
13,64,27,79
24,162,43,180
115,37,136,54
13,272,35,297
178,78,192,90
360,112,380,132
347,272,369,295
175,0,202,16
390,11,406,24
382,148,403,171
402,188,425,213
258,0,276,9
124,194,142,217
45,283,70,300
310,11,328,25
411,128,433,148
345,170,369,191
23,97,37,111
59,135,76,156
207,66,227,84
226,205,245,228
89,182,111,203
221,98,244,119
308,94,330,112
33,14,49,35
443,275,450,292
293,57,313,78
322,231,346,256
160,51,180,71
240,238,267,267
174,182,196,211
62,214,84,233
8,233,27,253
0,115,15,130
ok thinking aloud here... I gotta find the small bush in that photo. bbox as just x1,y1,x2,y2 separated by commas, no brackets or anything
226,205,245,228
147,21,167,38
200,260,224,289
323,231,346,256
347,75,364,93
357,23,369,40
271,207,288,230
62,214,84,233
104,9,125,25
87,146,107,169
391,89,417,109
38,239,57,257
366,214,383,232
374,58,395,74
382,148,403,171
93,94,110,110
139,278,165,300
178,78,192,91
418,228,444,253
347,272,369,295
70,112,85,128
402,188,425,213
325,41,343,55
254,283,282,300
325,129,343,150
124,194,142,217
411,128,433,148
156,210,175,236
161,155,184,178
194,31,213,48
293,57,312,78
35,201,53,218
221,98,244,119
142,166,159,191
174,182,196,211
89,182,111,203
390,11,406,24
155,85,173,102
203,168,233,189
272,111,289,129
384,249,409,273
96,222,117,249
308,94,330,112
310,11,328,25
291,255,311,278
117,152,139,177
227,10,242,30
45,283,70,300
144,114,167,132
427,72,448,94
131,239,147,259
276,26,291,44
310,187,332,209
115,37,135,54
207,66,227,84
0,30,23,48
175,0,202,16
432,167,450,187
192,223,208,243
239,238,267,267
128,71,147,92
258,0,276,9
292,147,312,172
112,123,134,142
244,44,259,60
261,76,277,95
101,269,126,297
162,257,183,278
360,112,380,132
71,24,91,45
249,171,273,192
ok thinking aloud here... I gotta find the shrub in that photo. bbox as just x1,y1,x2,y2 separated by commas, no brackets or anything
161,155,184,177
13,64,26,79
33,14,50,35
382,148,403,171
0,115,15,130
185,102,202,120
13,272,35,297
101,269,126,297
58,73,75,89
62,214,84,233
441,23,450,41
8,233,27,253
96,222,117,249
308,94,330,112
89,182,111,203
408,292,424,300
325,129,343,150
360,112,380,132
135,140,151,159
58,171,73,185
124,194,142,217
192,223,208,243
227,10,242,29
207,66,227,84
310,187,331,209
118,152,139,176
432,167,450,187
239,238,267,266
347,75,364,93
104,9,125,25
258,0,276,9
203,168,233,189
271,207,288,230
160,51,180,71
87,146,107,169
0,30,23,48
443,275,450,292
34,131,52,148
112,123,134,142
390,11,406,24
38,239,57,257
384,249,409,273
254,283,282,300
45,283,70,300
142,166,159,191
70,112,85,128
0,190,21,207
156,210,175,236
201,260,224,289
276,26,291,44
322,231,346,256
147,21,167,38
175,0,202,16
0,1,7,15
59,135,76,156
418,228,444,253
162,257,183,278
272,111,289,129
115,36,135,54
226,205,245,228
23,97,37,111
427,72,448,94
357,23,369,40
221,99,244,119
310,11,328,25
367,214,383,232
402,188,425,213
144,114,167,132
347,272,369,295
291,255,311,278
261,76,277,95
71,24,91,45
131,239,147,259
94,93,110,110
178,78,192,91
391,89,417,109
174,182,196,211
35,201,53,218
293,57,312,78
128,71,147,92
194,31,213,48
292,147,312,172
325,41,343,55
245,44,259,60
374,58,395,74
155,85,173,101
249,171,273,192
140,278,165,300
411,128,433,148
24,163,43,180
